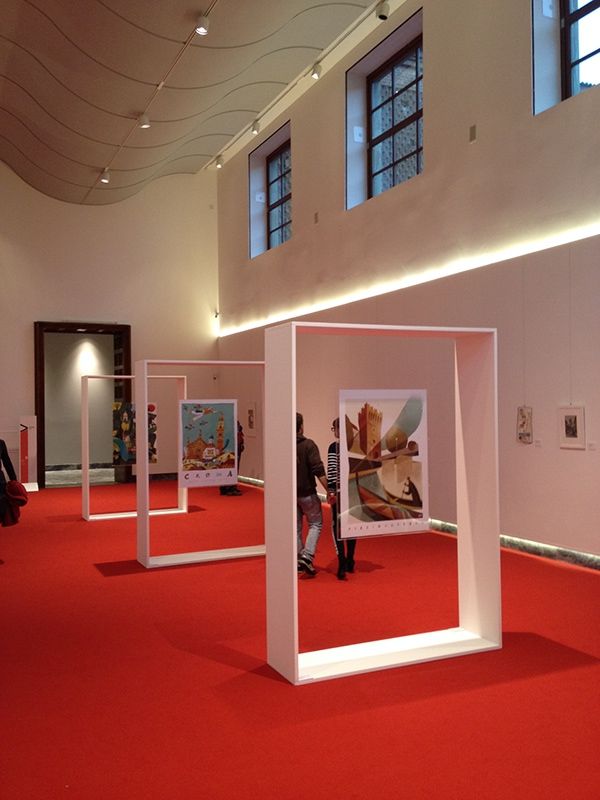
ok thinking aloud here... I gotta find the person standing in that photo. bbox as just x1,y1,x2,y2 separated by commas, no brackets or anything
0,439,17,521
327,417,357,580
296,413,331,576
220,420,244,496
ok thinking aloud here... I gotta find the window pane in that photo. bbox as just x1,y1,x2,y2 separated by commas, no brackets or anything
372,167,394,196
269,178,281,204
372,138,393,172
282,200,291,223
572,7,600,61
281,148,291,172
269,206,281,230
569,1,597,11
371,101,393,138
281,173,291,196
371,71,393,106
270,228,282,248
268,157,281,182
393,54,417,92
393,84,417,123
282,223,292,242
394,123,417,160
394,154,418,185
573,49,600,91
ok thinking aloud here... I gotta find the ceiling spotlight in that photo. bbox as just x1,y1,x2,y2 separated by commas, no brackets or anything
251,120,260,136
195,15,209,35
138,113,151,129
310,63,322,80
215,156,223,169
100,168,110,184
375,2,390,21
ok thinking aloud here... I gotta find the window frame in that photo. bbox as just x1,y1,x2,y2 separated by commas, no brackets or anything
560,0,600,98
345,9,423,210
266,139,292,250
248,121,291,259
366,35,423,199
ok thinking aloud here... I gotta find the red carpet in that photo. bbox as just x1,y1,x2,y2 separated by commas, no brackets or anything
1,483,599,799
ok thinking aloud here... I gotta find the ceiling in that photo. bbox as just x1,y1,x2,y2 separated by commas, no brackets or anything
1,0,374,205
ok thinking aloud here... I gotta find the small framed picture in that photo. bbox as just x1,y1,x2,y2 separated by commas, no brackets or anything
558,406,585,450
517,406,533,444
246,402,257,438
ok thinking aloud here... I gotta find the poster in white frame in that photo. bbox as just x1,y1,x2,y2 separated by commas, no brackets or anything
179,400,238,486
339,389,429,539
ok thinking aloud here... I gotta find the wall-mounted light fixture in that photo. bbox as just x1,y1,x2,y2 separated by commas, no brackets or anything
375,2,390,20
138,113,151,129
251,120,260,136
195,15,209,35
215,156,224,169
310,63,322,80
100,168,110,184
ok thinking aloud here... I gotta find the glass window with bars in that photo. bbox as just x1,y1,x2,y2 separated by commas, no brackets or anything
561,0,600,97
266,141,292,249
367,38,423,198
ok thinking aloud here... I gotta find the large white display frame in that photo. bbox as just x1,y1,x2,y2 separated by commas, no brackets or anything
81,374,188,521
134,359,266,569
265,322,501,684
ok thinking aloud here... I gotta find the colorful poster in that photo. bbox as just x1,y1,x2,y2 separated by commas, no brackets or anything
339,390,429,539
179,400,237,487
112,402,158,465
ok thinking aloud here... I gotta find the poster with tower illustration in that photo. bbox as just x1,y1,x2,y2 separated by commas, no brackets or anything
178,400,238,487
338,389,429,539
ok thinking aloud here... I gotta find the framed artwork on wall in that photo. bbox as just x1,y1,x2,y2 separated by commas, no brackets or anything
246,401,257,438
558,406,585,450
517,405,533,444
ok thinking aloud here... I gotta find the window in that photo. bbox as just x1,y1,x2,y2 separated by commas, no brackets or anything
346,10,423,209
532,0,599,114
266,141,292,248
561,0,600,97
249,122,291,258
367,39,423,198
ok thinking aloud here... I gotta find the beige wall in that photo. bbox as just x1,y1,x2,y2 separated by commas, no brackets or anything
219,238,600,557
0,162,219,473
216,0,600,556
217,0,600,331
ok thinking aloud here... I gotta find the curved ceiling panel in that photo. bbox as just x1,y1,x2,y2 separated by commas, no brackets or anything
0,0,372,204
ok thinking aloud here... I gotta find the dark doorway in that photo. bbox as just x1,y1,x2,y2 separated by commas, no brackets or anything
34,322,131,489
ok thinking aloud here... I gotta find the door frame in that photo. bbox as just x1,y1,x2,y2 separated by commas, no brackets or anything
34,321,132,488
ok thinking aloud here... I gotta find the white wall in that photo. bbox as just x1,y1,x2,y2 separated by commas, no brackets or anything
0,162,220,473
45,332,114,466
217,0,600,331
215,0,600,556
219,237,600,557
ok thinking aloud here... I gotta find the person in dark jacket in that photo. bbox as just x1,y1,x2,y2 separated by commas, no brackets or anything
327,417,357,580
296,413,332,576
0,439,17,522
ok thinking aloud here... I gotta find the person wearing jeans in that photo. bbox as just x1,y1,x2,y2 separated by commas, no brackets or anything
296,413,332,576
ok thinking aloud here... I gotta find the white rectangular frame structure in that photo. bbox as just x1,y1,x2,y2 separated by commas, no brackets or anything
265,322,501,684
135,359,266,569
81,374,188,521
